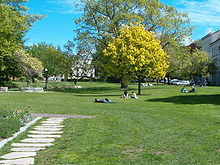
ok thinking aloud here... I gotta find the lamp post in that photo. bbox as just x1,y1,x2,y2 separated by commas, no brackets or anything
44,68,48,89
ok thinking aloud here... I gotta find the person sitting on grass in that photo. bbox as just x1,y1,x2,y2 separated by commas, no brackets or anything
121,90,129,98
188,86,195,93
181,86,187,93
130,92,138,99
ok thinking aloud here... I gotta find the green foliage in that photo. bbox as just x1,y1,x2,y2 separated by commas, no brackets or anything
75,0,192,77
165,42,215,80
0,0,42,83
0,109,32,138
27,43,72,77
103,23,169,92
0,118,21,138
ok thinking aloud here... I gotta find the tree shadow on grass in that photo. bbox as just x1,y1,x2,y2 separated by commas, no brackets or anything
48,86,138,94
147,94,220,105
76,94,120,97
48,87,118,94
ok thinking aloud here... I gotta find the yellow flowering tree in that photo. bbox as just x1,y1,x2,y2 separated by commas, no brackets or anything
103,23,169,94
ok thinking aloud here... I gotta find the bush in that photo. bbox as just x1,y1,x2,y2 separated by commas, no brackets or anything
0,118,21,138
0,80,18,88
0,109,33,138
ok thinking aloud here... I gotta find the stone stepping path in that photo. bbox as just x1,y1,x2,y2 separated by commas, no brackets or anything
0,118,65,165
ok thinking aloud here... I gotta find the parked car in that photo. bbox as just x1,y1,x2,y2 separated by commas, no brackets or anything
170,79,181,85
180,80,190,86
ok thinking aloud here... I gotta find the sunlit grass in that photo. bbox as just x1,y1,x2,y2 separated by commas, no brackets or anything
0,82,220,164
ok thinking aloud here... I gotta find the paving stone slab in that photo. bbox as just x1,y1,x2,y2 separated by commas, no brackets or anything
11,147,45,152
21,138,54,143
34,125,64,128
28,131,63,134
41,124,64,126
27,135,61,138
12,143,53,147
46,119,64,121
44,121,64,123
0,158,34,164
0,152,36,159
41,121,63,124
46,117,66,119
33,127,62,131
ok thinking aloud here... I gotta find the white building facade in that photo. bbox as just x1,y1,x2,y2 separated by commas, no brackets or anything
200,30,220,85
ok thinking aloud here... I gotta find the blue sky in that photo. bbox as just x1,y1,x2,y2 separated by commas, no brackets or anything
25,0,220,48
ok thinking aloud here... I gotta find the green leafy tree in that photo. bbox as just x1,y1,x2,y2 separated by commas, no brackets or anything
27,43,72,78
165,43,215,83
189,49,215,79
103,24,169,94
0,0,41,81
0,49,43,85
75,0,192,87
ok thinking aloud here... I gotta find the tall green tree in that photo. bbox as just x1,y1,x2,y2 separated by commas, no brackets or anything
75,0,192,87
0,49,43,84
0,0,41,79
165,43,215,82
27,43,72,78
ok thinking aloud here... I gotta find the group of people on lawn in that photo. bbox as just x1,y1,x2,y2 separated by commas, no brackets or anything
181,86,195,93
93,91,138,103
121,91,138,99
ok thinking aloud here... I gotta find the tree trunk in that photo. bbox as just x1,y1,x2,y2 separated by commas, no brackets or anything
138,75,141,95
74,79,77,85
168,76,170,85
45,76,48,89
121,78,128,89
157,78,159,85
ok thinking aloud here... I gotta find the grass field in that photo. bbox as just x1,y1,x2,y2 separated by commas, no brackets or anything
0,82,220,164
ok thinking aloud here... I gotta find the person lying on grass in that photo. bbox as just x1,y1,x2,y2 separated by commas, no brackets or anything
94,98,116,103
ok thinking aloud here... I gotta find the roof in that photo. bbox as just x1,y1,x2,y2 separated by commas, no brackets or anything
201,29,220,41
210,38,220,46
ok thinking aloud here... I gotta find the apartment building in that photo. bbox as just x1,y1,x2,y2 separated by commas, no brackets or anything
200,30,220,85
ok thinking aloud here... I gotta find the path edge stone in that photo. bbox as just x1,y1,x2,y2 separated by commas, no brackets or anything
0,117,42,149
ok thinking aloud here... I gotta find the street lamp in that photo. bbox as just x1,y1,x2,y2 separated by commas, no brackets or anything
44,68,48,89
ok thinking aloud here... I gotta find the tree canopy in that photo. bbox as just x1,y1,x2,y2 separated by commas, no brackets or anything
75,0,192,85
27,43,72,78
0,0,41,82
103,23,169,93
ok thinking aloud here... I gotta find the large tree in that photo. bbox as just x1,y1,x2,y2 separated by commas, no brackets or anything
0,0,41,82
165,43,215,83
103,24,169,94
0,49,43,85
75,0,192,87
27,43,72,78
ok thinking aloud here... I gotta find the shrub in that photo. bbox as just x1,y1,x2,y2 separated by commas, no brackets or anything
0,109,33,138
0,118,21,138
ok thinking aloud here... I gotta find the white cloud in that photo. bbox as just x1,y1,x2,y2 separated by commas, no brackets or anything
205,27,215,34
182,36,194,45
46,0,82,14
175,0,220,25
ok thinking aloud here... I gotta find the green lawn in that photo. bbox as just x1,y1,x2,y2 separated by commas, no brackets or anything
0,82,220,164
